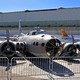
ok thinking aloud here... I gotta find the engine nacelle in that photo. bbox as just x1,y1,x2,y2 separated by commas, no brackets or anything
16,42,28,53
46,39,61,57
0,41,16,58
61,43,77,56
74,42,80,55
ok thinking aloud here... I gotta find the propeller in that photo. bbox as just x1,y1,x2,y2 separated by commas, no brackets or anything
71,35,75,44
6,30,10,54
0,30,16,58
46,39,61,57
71,35,77,56
62,35,77,56
66,44,77,56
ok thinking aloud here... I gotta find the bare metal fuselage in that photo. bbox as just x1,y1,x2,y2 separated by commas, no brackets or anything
18,34,54,57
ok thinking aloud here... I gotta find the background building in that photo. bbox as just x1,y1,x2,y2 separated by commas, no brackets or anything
0,7,80,27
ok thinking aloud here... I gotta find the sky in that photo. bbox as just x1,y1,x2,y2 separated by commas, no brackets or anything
0,0,80,12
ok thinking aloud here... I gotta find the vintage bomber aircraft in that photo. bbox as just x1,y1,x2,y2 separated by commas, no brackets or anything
0,27,79,59
0,20,79,58
0,28,61,58
16,28,79,57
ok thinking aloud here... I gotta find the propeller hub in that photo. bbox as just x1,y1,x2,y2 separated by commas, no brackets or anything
6,47,11,51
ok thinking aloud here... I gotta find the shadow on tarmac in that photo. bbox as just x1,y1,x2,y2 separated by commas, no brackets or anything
28,58,74,77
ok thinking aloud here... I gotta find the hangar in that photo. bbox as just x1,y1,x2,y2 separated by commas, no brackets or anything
0,7,80,27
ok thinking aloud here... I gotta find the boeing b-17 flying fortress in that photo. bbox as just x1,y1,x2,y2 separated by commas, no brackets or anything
0,0,80,79
0,21,80,59
0,21,80,80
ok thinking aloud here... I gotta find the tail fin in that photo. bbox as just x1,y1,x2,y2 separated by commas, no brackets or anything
61,29,68,37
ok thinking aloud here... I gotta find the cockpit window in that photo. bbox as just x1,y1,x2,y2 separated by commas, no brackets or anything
32,32,36,35
36,30,47,35
27,28,48,35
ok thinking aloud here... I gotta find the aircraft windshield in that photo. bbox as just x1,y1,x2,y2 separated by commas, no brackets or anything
37,30,47,34
27,29,48,35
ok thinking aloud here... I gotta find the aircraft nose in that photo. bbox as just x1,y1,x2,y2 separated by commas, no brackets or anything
46,39,61,57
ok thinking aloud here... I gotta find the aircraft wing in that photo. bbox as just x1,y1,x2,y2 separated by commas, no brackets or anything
0,36,18,41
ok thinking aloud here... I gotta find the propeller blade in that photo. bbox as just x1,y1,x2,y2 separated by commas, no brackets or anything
71,35,74,44
6,30,9,47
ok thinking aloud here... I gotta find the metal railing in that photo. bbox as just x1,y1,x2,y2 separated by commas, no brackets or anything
49,57,80,80
10,57,50,77
0,57,9,80
0,57,80,80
